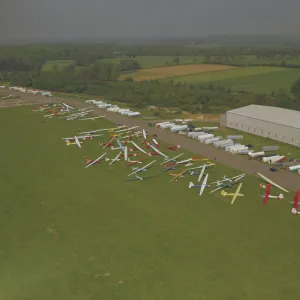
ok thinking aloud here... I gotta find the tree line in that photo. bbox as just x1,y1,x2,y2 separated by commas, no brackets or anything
2,43,300,113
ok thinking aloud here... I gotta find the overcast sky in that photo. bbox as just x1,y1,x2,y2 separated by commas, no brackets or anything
1,0,300,40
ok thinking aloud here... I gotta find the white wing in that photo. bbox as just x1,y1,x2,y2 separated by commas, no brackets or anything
149,144,169,159
200,174,208,196
124,146,128,161
131,141,147,154
197,164,206,183
128,160,156,176
257,173,289,193
160,153,184,165
85,153,106,168
74,136,81,148
109,151,122,165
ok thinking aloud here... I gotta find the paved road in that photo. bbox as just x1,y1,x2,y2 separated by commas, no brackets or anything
6,89,300,192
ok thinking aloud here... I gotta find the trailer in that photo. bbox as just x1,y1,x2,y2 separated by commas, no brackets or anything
218,141,234,148
214,139,233,147
160,123,175,129
97,103,112,108
127,112,140,117
262,146,279,152
226,135,243,140
225,144,241,151
202,127,218,131
198,134,214,143
231,146,249,154
214,140,234,148
289,165,300,172
171,125,188,133
204,137,221,144
187,131,206,138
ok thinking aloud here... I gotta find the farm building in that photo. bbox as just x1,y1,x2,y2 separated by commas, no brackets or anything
224,105,300,147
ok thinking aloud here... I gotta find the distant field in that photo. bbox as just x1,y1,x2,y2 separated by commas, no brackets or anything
167,66,285,83
120,64,235,81
213,68,300,93
101,56,204,69
208,55,300,67
165,66,300,93
41,60,75,72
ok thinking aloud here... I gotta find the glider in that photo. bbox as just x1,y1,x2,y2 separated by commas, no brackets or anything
221,182,244,204
143,129,147,140
102,137,116,149
188,181,210,189
109,151,122,165
80,116,104,121
211,173,246,186
74,136,81,148
152,139,159,146
292,190,300,214
256,173,289,193
210,175,243,193
262,184,272,205
160,153,184,166
169,170,187,183
115,126,139,134
85,153,106,168
131,141,147,154
166,145,180,151
117,139,125,152
260,192,284,201
66,140,83,146
128,160,156,177
149,144,169,159
124,146,128,161
197,164,206,183
199,174,209,196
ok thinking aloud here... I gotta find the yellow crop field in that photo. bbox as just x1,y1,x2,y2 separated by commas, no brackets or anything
120,64,235,81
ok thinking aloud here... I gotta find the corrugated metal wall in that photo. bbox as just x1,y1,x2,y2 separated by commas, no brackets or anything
226,112,300,147
219,114,226,127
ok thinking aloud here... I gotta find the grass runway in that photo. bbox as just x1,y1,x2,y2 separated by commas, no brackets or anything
0,107,300,300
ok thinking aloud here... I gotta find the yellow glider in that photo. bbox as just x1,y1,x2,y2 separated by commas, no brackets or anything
169,170,187,183
220,182,244,204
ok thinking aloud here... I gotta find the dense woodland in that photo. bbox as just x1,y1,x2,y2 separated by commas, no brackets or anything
1,42,300,113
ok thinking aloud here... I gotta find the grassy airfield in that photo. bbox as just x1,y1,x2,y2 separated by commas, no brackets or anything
1,107,300,300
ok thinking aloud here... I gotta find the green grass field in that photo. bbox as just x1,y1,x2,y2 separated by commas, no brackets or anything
1,106,300,299
208,54,300,66
166,66,284,83
211,68,300,93
164,66,300,93
41,60,75,72
101,56,204,69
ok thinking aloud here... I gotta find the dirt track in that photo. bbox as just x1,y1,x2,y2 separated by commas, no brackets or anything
5,89,300,192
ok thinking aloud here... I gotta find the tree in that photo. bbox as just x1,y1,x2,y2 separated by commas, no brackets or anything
291,79,300,98
173,57,180,64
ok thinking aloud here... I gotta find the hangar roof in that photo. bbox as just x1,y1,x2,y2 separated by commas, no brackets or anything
227,105,300,129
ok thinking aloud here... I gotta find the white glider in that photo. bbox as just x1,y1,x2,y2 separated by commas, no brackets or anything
149,144,169,159
109,151,122,165
257,173,289,193
85,153,106,168
131,141,147,154
128,160,156,177
160,153,184,165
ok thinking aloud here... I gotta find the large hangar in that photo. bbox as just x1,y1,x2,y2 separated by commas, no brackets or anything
225,105,300,147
